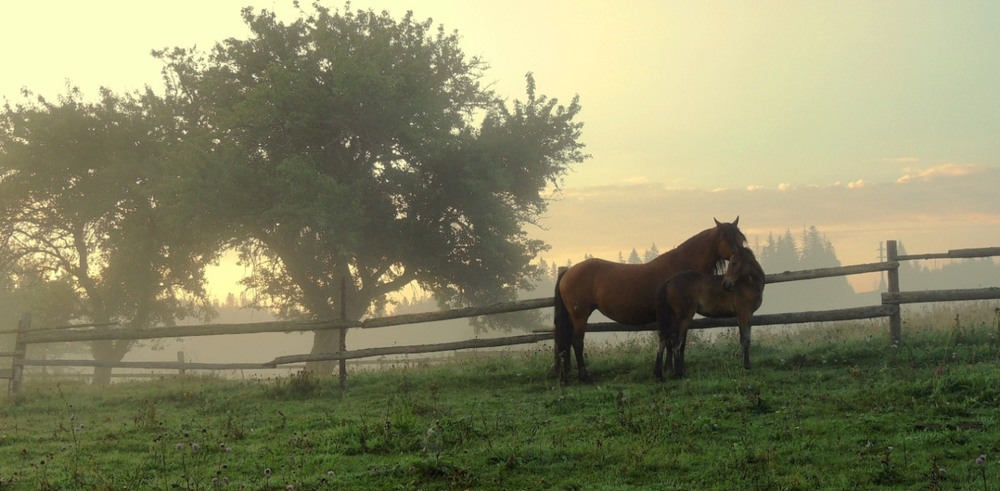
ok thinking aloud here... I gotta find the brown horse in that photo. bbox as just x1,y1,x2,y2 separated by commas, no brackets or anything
653,246,765,380
554,218,746,383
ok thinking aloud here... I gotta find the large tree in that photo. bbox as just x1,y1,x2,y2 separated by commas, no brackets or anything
157,4,586,373
0,87,217,384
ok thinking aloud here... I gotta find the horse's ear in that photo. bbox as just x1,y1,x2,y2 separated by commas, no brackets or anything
714,216,739,227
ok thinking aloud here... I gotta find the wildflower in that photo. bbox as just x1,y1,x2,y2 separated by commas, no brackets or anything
191,443,200,452
264,467,272,477
175,443,185,451
423,421,444,459
977,454,987,466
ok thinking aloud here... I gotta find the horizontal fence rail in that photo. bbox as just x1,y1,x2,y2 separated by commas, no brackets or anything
4,241,1000,393
583,305,901,332
881,287,1000,305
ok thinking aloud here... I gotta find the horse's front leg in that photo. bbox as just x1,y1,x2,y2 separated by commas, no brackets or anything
738,313,752,370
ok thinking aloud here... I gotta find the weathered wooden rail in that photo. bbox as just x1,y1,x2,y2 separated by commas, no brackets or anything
4,241,999,393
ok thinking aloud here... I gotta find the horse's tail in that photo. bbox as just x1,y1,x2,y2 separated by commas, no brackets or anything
553,268,573,355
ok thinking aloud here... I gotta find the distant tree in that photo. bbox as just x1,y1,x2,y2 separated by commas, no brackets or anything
0,88,217,384
626,248,642,264
0,269,83,361
756,226,856,313
760,230,800,273
800,226,840,269
643,243,660,263
892,242,1000,292
155,4,586,373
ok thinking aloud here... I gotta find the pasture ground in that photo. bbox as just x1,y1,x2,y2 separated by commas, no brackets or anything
2,303,1000,490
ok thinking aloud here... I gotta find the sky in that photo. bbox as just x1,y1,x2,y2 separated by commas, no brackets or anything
3,0,998,294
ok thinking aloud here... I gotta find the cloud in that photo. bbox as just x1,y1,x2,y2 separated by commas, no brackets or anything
622,176,649,185
534,168,999,271
777,183,792,191
896,163,984,184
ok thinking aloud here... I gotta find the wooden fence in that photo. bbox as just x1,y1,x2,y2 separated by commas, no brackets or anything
4,240,1000,394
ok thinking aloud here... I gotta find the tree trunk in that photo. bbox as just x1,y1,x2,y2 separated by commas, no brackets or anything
304,329,341,375
301,273,359,378
91,339,130,385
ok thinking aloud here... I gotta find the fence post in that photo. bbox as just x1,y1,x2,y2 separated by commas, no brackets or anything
177,351,187,376
9,313,30,395
338,276,348,391
886,240,902,346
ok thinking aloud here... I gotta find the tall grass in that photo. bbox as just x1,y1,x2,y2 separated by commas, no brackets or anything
2,301,999,490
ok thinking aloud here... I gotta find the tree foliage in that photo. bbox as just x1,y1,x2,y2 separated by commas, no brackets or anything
0,87,217,382
151,3,586,369
0,3,586,377
756,226,857,313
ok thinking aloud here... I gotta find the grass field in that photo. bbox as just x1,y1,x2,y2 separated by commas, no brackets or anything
2,303,1000,490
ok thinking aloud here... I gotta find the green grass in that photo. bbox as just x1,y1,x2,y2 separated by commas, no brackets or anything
3,306,1000,490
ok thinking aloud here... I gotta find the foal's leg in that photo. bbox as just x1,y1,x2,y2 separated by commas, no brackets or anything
672,318,692,378
654,327,669,381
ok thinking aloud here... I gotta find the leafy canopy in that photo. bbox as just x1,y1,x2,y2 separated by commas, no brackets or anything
156,2,587,321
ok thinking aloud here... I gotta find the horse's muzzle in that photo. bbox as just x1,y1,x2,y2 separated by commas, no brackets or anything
722,279,736,292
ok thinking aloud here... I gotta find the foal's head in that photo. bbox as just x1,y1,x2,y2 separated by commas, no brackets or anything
722,246,756,292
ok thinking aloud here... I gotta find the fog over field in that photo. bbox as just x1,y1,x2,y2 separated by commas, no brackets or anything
3,1,998,372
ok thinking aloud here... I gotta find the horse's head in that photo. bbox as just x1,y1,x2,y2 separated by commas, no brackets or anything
713,216,748,260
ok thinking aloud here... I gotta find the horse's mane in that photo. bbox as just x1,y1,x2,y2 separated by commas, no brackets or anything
673,223,747,274
734,247,766,287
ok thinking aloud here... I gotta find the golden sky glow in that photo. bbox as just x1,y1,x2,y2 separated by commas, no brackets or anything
3,1,997,293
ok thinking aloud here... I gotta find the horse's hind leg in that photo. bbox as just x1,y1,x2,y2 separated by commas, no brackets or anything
555,347,570,385
572,329,593,384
